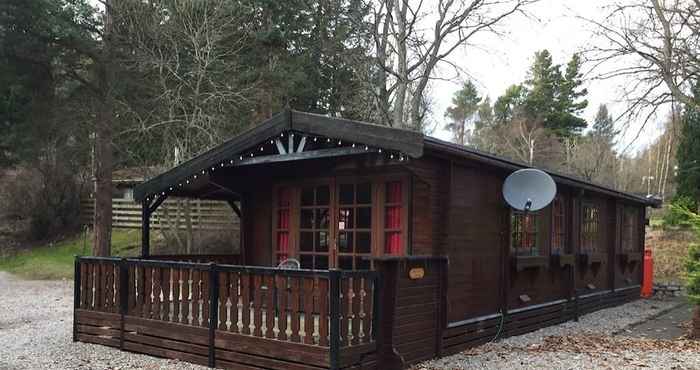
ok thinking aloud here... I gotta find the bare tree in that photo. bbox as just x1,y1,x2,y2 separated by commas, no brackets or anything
367,0,538,130
585,0,700,131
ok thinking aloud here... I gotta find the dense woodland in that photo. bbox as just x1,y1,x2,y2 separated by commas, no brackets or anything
0,0,698,255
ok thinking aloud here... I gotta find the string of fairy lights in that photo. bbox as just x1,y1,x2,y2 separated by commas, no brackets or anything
145,130,407,203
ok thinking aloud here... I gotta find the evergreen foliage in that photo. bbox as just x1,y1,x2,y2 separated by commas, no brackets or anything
675,82,700,207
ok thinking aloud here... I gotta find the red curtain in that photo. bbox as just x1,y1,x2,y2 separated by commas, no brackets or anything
278,209,289,229
385,232,401,254
385,182,402,254
386,181,402,203
277,232,289,262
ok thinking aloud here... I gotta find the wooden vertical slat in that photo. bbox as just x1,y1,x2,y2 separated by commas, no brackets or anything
80,262,88,309
241,272,251,335
108,263,115,313
133,266,142,315
219,271,229,330
351,277,362,345
264,274,275,338
201,270,210,327
340,278,349,345
229,272,240,333
252,274,263,337
361,277,373,343
276,275,288,341
152,267,162,320
290,277,301,343
96,263,104,311
143,267,152,319
191,269,201,326
172,268,181,323
303,278,315,344
162,268,171,321
181,268,190,325
318,277,329,346
127,266,135,314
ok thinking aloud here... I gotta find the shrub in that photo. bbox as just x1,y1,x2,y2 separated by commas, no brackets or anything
677,206,700,305
664,195,698,228
0,158,85,240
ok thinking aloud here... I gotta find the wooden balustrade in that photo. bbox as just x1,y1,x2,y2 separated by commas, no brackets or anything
75,256,379,363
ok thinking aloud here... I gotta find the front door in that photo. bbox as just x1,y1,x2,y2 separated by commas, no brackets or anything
273,176,407,270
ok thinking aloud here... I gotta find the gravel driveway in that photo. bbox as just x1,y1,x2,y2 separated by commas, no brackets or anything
1,271,698,370
0,272,207,370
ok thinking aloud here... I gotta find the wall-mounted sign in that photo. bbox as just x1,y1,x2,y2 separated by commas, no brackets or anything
408,267,425,280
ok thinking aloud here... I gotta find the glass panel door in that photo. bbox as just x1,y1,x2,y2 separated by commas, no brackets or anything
337,182,373,270
298,184,331,269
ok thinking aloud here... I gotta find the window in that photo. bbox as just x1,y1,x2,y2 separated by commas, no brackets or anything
274,187,292,264
551,196,566,254
384,181,403,255
299,185,331,269
581,204,600,253
337,182,373,270
621,207,638,252
511,211,539,256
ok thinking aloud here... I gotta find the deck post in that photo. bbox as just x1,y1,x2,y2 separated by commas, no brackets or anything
73,256,81,342
329,269,341,370
119,258,129,350
141,199,150,258
208,263,219,368
373,259,404,370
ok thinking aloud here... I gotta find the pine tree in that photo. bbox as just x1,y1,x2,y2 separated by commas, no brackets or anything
676,82,700,206
475,96,494,130
592,104,616,142
444,81,482,145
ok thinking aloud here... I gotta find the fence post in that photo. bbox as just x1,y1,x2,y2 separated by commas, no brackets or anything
208,263,219,368
73,256,81,342
329,269,341,370
119,258,129,350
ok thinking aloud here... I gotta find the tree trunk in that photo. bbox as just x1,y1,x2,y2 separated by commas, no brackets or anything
92,0,114,257
392,0,407,128
93,93,113,257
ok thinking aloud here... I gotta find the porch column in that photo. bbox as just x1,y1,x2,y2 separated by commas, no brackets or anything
141,199,150,258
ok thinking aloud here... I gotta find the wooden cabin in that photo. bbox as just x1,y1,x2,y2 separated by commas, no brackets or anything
73,110,659,370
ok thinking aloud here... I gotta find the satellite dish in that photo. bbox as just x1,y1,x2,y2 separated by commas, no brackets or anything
502,169,557,212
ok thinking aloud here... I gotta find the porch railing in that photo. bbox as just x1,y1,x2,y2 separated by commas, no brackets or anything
74,256,380,369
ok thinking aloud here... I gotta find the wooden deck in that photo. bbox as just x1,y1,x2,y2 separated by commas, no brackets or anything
73,257,379,369
73,256,640,370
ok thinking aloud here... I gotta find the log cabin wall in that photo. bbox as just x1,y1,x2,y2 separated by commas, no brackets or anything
575,193,614,295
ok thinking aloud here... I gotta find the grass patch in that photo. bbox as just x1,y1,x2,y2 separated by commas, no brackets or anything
0,229,141,280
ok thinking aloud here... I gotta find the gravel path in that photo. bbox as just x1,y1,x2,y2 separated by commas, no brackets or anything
417,299,700,370
0,272,208,370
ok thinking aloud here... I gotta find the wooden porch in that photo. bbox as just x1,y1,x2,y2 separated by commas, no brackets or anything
73,256,384,370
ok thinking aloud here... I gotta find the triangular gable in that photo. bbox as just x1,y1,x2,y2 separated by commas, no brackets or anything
134,110,424,201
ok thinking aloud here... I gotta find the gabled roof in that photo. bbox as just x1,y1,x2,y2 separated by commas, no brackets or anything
134,109,660,208
133,110,423,201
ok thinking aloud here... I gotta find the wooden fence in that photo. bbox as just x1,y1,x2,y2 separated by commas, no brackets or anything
80,198,239,231
74,257,379,370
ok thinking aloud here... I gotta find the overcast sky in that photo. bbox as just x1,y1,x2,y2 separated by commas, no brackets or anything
429,0,667,153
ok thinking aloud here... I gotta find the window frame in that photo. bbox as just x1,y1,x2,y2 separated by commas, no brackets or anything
510,210,540,257
271,173,410,270
550,195,568,255
581,202,601,254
